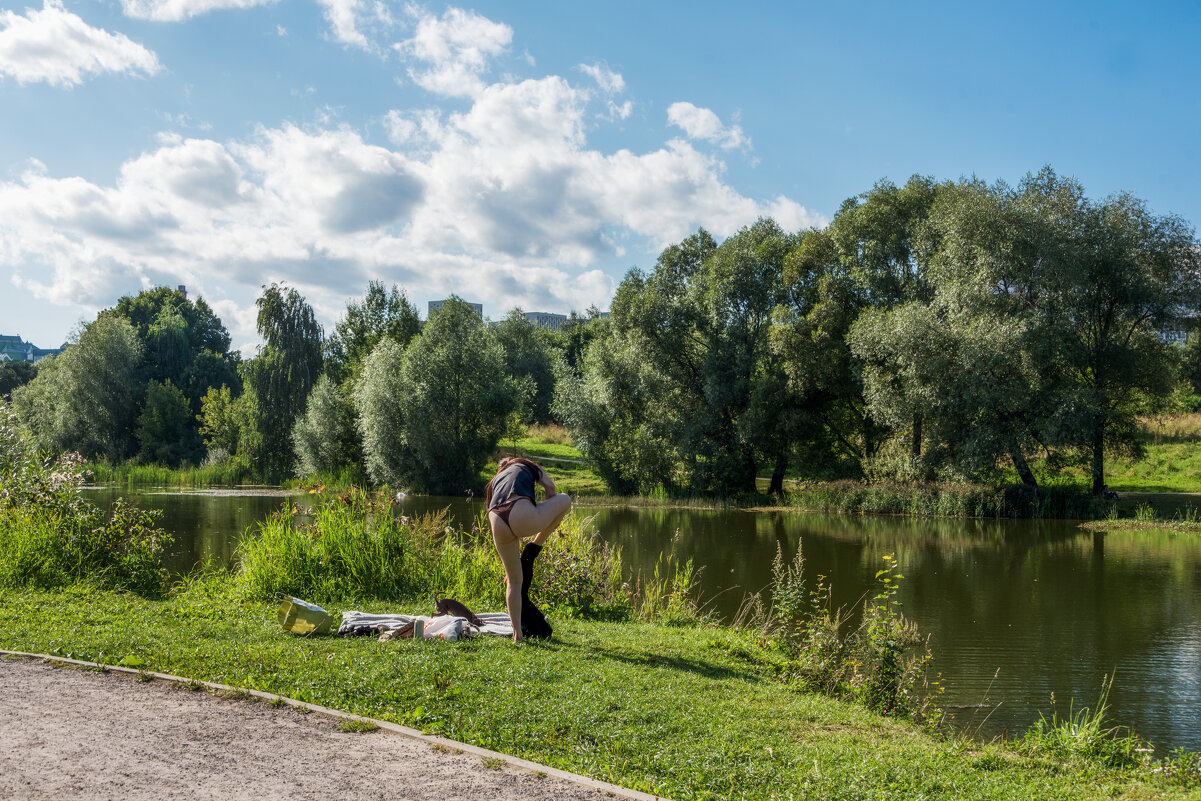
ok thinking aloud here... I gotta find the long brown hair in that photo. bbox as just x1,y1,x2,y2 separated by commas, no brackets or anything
484,457,544,507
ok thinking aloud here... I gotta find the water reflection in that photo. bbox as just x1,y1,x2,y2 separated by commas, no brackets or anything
89,487,1201,754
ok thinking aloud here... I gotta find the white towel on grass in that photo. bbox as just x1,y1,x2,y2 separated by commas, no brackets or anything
338,611,513,640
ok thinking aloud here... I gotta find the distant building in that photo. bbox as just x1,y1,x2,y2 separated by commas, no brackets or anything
523,311,568,331
428,299,483,318
0,335,62,363
1159,310,1198,345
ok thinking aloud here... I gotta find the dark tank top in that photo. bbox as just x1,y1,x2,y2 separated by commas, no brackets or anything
488,463,537,510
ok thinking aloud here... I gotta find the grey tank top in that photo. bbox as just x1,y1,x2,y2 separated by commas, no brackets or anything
488,463,537,510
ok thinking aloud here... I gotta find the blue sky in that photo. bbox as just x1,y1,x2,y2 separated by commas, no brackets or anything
2,0,1199,352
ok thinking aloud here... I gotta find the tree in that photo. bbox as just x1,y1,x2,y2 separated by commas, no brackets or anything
325,281,420,382
12,316,142,460
1019,171,1201,493
292,374,358,477
242,284,324,480
0,360,36,400
561,220,798,494
494,309,559,424
197,385,241,458
136,380,203,466
355,298,514,493
353,336,410,486
846,169,1201,493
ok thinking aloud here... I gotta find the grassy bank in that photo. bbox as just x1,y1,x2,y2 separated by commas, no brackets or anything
2,477,1199,798
3,581,1200,800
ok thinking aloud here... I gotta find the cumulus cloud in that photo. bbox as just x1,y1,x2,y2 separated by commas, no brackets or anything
0,0,160,87
316,0,394,50
395,5,512,97
578,62,632,120
120,0,277,22
667,101,749,150
1,5,822,346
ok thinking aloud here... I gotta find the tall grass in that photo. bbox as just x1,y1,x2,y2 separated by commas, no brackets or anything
234,492,649,621
1017,676,1154,769
788,480,1105,519
87,460,260,487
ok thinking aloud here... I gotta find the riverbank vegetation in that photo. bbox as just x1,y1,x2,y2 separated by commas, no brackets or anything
2,168,1196,514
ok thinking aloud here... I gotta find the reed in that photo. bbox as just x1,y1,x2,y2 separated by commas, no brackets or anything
87,460,260,487
786,480,1104,519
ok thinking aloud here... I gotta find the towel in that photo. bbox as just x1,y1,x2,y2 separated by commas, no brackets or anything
338,611,514,640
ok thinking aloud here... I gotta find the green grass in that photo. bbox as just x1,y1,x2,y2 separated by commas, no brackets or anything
87,460,261,487
0,581,1195,800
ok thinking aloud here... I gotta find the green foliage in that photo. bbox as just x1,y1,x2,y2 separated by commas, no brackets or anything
0,402,170,596
242,283,324,480
353,336,408,487
494,309,559,424
787,480,1103,519
0,359,36,399
292,374,358,477
136,379,203,466
13,315,142,461
356,298,514,494
324,281,420,383
532,513,630,620
765,549,938,723
197,385,241,456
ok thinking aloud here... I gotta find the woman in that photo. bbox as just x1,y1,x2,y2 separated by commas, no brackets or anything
485,456,572,642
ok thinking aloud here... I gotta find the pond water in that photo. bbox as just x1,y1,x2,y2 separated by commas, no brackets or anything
88,487,1201,754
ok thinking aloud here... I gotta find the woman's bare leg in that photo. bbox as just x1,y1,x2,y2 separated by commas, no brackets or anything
505,493,572,543
490,516,524,642
532,495,572,546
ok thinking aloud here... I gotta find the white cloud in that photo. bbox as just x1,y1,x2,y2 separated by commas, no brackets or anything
667,101,749,150
316,0,394,50
578,62,624,95
1,6,823,347
578,62,631,120
395,5,512,98
120,0,277,22
0,0,160,87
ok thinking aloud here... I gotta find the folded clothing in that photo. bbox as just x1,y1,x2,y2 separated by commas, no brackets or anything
338,610,514,641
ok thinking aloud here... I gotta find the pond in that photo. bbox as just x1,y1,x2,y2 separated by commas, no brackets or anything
87,487,1201,754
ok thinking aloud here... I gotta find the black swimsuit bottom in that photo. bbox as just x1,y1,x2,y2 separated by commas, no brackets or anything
491,496,533,531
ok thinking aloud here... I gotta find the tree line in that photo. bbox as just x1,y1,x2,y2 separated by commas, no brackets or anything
5,168,1199,496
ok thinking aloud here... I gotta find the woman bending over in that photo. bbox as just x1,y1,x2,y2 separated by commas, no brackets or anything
485,457,572,642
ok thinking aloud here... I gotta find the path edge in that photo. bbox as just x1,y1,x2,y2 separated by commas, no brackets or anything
0,649,668,801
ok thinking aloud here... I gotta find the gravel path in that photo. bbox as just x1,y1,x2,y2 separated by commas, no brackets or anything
0,657,630,801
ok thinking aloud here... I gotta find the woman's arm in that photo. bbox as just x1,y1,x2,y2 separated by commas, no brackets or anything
534,466,556,498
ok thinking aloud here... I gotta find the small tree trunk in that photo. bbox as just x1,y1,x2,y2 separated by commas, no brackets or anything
912,413,922,459
769,450,789,495
1091,427,1105,496
1011,450,1038,487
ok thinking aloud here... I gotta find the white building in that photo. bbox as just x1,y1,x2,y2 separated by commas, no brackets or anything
523,311,568,331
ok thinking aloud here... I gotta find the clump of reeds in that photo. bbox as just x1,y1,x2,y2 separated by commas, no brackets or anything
787,480,1103,519
1017,676,1154,770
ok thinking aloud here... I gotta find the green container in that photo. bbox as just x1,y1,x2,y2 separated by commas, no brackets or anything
276,595,333,636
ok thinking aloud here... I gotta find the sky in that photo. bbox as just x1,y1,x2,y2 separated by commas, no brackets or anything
1,1,1199,354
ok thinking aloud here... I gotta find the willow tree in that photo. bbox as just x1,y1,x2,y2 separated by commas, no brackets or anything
242,283,323,480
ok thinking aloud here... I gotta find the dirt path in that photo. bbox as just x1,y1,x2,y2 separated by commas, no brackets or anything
0,657,641,801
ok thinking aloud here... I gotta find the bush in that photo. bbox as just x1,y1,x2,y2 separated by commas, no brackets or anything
0,402,171,597
762,547,938,723
235,493,637,621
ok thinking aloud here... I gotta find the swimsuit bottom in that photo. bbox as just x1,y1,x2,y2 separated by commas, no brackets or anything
490,496,534,532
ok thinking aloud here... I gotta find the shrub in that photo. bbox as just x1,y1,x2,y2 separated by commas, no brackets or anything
0,402,171,597
762,547,938,723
